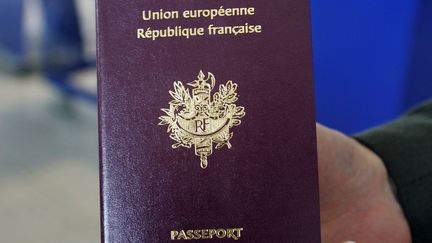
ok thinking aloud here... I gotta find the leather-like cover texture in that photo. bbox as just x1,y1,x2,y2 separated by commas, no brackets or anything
97,0,320,242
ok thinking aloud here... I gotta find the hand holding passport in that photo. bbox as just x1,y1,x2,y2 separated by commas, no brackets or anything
317,124,411,243
97,0,415,242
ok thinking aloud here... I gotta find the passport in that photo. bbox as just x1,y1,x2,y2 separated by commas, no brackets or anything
97,0,320,242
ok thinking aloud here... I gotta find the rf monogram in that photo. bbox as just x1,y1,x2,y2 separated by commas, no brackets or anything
195,118,210,132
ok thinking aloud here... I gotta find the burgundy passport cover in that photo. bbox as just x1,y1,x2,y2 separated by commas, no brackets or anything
97,0,320,242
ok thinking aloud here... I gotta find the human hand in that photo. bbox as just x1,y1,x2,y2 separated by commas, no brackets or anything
317,124,411,243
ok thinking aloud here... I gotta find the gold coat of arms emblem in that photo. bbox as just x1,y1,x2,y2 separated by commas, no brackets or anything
158,71,246,169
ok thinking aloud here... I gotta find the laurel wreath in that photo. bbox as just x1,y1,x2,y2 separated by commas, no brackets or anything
158,72,245,150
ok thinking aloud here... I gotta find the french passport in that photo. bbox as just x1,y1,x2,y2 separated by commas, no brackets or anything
97,0,320,242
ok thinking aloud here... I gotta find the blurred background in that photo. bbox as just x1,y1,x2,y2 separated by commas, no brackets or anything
0,0,430,242
0,0,98,242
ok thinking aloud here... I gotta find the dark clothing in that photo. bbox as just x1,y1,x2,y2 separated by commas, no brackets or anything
355,100,432,243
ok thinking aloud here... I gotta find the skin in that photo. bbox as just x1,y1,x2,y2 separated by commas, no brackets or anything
317,124,412,243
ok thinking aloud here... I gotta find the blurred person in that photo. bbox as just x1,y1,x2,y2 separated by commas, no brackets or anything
318,100,432,242
0,0,96,102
